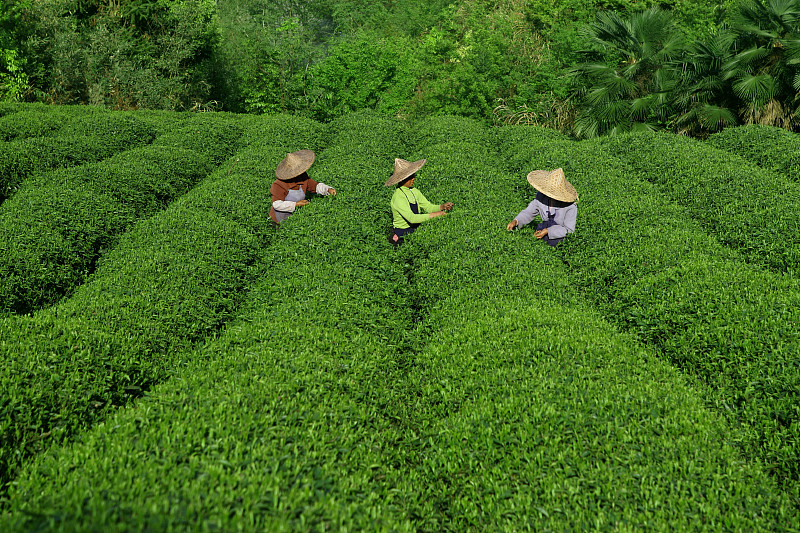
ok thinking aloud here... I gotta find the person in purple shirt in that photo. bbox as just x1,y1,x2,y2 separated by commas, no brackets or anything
506,167,578,246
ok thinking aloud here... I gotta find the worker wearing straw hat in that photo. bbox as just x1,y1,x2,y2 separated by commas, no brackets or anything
385,158,453,246
269,149,336,226
506,167,578,246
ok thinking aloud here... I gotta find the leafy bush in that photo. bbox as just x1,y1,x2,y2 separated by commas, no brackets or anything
0,109,158,201
1,107,415,531
3,113,797,531
0,145,214,314
389,128,797,529
151,112,246,165
307,30,418,122
0,106,331,492
0,140,288,492
598,131,800,273
238,112,327,152
501,133,800,498
0,108,73,140
706,124,800,180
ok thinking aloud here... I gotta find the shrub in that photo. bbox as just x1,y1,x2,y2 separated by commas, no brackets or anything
0,146,213,314
3,115,796,531
1,110,416,531
501,132,800,498
706,124,800,181
0,140,285,491
0,112,156,201
598,131,800,273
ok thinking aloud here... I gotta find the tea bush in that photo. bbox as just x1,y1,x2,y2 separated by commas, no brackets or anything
385,126,797,530
1,111,419,531
0,113,157,201
0,108,76,141
706,125,800,181
0,102,30,117
2,108,799,529
501,133,800,499
0,147,212,314
597,131,800,274
4,115,797,531
151,112,247,165
0,113,252,314
0,114,323,489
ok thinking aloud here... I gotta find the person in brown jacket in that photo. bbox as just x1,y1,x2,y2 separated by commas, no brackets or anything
269,149,337,226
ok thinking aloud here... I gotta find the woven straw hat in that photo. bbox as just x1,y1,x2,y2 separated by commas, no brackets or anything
275,149,315,180
526,168,578,203
385,158,426,187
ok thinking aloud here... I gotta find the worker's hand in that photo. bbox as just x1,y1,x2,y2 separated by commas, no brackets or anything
429,210,447,219
328,188,337,196
506,219,518,231
534,228,548,239
296,200,310,207
441,202,454,211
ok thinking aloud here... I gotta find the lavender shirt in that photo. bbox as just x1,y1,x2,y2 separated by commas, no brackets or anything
515,193,577,241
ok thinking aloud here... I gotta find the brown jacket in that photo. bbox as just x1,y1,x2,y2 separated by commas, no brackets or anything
269,175,320,223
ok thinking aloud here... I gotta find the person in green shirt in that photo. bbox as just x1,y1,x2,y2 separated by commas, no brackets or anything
385,157,453,246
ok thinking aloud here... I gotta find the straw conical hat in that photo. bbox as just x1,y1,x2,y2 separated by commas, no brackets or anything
275,150,315,180
526,168,578,203
385,158,426,187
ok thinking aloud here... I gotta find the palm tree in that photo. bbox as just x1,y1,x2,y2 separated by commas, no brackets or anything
726,0,800,128
568,7,685,138
673,30,740,137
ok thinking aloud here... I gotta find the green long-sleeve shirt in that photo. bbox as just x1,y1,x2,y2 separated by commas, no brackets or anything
391,186,440,229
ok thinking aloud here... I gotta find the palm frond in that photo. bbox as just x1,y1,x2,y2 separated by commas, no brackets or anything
697,104,737,130
595,100,631,125
630,95,654,121
573,114,601,139
630,122,658,134
733,73,778,102
733,46,771,68
783,37,800,61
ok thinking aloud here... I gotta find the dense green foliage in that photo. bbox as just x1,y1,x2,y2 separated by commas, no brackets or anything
497,129,800,499
0,109,323,496
6,0,781,136
0,114,248,315
706,124,800,179
0,109,156,201
2,104,800,529
597,131,800,273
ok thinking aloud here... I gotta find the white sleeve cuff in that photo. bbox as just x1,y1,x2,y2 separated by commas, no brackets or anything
273,200,296,212
316,183,330,195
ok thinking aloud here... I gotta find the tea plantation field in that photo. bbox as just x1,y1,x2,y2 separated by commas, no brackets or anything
1,103,799,531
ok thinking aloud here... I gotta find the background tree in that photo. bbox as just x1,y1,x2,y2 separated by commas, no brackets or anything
3,0,779,135
725,0,800,128
0,0,31,102
568,7,685,137
673,30,740,137
18,0,219,109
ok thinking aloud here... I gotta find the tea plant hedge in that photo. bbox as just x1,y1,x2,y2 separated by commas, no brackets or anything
706,125,800,181
0,114,322,492
0,114,157,202
2,111,418,530
0,102,29,118
496,130,800,501
0,114,251,315
597,131,800,274
389,119,795,529
3,111,798,530
0,106,89,141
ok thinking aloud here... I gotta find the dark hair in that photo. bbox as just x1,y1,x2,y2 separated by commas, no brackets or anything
288,171,309,182
399,173,415,187
535,190,573,208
